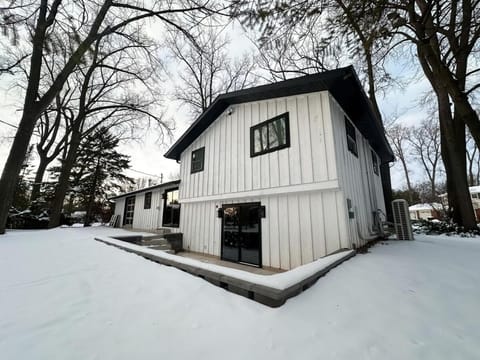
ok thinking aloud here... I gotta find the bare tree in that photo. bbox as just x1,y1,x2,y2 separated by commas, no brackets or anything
233,0,397,220
30,93,72,203
0,0,216,234
166,26,259,117
252,28,342,81
386,122,414,203
47,33,172,228
383,0,479,228
466,131,480,186
408,119,442,199
233,0,480,228
0,55,27,75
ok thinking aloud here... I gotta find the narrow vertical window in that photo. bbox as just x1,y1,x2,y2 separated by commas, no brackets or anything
191,147,205,173
371,150,379,175
144,192,152,209
345,117,358,157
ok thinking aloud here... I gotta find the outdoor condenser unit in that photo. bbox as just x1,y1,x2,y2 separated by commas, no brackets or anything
392,199,414,240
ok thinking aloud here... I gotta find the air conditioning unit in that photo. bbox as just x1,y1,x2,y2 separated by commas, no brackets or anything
392,199,414,240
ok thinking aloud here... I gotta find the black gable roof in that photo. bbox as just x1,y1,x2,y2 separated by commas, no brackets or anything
164,66,394,163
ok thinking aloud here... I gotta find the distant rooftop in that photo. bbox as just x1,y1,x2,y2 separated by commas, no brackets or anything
409,203,442,211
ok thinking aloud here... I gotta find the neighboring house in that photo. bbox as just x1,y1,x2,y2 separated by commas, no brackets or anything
111,180,181,231
409,203,442,220
439,186,480,220
162,66,393,270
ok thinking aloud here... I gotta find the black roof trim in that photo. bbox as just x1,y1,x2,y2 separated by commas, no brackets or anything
164,66,394,163
109,179,180,201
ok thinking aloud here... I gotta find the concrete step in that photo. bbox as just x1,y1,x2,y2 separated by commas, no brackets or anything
142,238,169,246
154,228,172,235
146,244,173,251
142,234,167,241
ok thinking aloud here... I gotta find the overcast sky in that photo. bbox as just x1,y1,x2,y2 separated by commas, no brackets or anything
0,20,430,191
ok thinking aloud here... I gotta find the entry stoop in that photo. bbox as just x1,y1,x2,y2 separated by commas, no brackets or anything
110,234,178,254
142,238,175,253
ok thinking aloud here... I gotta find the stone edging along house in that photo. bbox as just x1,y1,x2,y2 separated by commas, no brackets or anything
112,66,394,270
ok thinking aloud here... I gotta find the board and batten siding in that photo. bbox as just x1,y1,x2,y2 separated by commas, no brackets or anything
180,191,348,270
328,94,386,247
131,189,164,230
113,197,125,221
178,91,351,270
179,91,339,200
113,187,180,232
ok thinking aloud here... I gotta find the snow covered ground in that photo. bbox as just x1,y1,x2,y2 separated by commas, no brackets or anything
1,227,479,360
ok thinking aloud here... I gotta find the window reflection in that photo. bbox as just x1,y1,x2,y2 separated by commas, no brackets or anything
162,189,180,227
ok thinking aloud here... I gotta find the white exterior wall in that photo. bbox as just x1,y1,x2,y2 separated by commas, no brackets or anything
113,198,125,224
178,91,351,269
131,189,164,230
112,186,180,232
181,191,348,270
410,210,434,220
328,94,386,248
179,91,340,199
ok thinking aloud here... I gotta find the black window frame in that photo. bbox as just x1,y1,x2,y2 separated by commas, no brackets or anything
162,188,180,228
144,192,152,209
191,147,205,174
371,150,379,175
345,117,358,157
250,112,290,157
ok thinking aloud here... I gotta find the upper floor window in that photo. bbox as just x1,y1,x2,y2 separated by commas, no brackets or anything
250,112,290,157
191,147,205,173
345,117,358,157
144,192,152,209
371,150,379,175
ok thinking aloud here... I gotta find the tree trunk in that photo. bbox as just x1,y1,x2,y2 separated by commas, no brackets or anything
438,95,476,228
48,130,82,228
84,160,101,227
30,156,49,203
467,148,476,186
415,42,476,229
399,156,414,204
431,170,436,200
0,1,113,234
0,111,39,234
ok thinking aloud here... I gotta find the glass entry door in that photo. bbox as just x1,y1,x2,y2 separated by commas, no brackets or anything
221,203,261,267
123,196,135,226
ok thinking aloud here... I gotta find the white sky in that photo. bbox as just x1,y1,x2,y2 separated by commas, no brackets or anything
0,20,430,191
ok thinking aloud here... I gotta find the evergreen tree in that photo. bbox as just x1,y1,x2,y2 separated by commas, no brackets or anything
50,127,133,225
76,127,133,225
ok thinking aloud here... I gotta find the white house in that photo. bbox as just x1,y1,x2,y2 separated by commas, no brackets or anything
409,203,442,220
161,66,394,270
111,180,181,231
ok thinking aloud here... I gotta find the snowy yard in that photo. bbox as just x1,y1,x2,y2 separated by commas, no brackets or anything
1,227,479,360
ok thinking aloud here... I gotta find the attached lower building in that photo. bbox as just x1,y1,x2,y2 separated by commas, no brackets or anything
111,180,181,232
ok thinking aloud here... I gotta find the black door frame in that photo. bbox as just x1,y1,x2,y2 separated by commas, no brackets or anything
220,202,262,268
123,195,136,226
161,187,181,228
